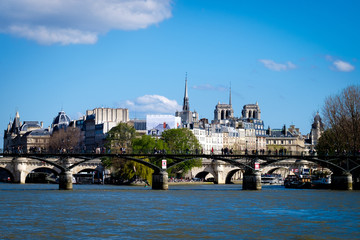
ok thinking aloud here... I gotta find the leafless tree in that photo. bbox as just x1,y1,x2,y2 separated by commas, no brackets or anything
49,127,82,153
322,85,360,154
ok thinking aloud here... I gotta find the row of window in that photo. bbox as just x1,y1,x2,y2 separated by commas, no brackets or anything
32,139,49,143
267,140,293,145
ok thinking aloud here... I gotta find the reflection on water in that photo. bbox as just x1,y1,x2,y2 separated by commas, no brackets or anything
0,184,359,239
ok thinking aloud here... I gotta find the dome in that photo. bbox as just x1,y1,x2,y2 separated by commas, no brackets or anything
314,112,321,122
20,121,41,132
52,111,71,129
312,112,324,130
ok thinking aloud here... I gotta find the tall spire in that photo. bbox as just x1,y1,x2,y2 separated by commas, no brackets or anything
183,72,190,111
11,111,20,133
229,82,232,106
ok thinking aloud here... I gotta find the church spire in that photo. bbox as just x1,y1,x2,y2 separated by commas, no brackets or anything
229,82,232,106
11,111,20,134
183,73,190,111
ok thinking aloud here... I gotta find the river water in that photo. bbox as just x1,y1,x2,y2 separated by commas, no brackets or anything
0,183,359,240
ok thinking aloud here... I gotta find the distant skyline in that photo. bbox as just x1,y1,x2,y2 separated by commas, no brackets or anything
1,0,359,147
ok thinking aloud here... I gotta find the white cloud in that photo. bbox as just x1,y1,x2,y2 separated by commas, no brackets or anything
0,0,172,45
121,95,181,114
259,59,296,71
9,26,98,45
325,55,355,72
333,60,355,72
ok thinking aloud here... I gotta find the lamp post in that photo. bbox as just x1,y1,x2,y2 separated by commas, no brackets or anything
256,138,258,155
245,140,248,155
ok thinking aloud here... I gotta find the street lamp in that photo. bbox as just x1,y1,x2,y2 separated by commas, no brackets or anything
256,138,258,155
245,140,248,155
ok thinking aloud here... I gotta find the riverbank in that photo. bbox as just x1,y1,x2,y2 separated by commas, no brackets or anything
168,181,214,185
129,180,243,186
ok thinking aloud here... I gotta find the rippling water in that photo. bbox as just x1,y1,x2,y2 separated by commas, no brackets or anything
0,183,359,239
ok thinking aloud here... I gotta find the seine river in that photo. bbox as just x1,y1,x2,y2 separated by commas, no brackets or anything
0,183,359,240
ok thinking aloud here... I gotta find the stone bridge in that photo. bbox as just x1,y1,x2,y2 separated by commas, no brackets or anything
0,156,103,185
188,158,309,184
1,153,359,190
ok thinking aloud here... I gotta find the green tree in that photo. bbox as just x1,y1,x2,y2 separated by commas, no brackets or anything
105,122,136,153
103,123,137,184
132,135,166,154
161,128,201,153
316,128,344,155
104,126,203,183
129,134,167,183
161,128,202,177
109,157,153,185
104,126,166,184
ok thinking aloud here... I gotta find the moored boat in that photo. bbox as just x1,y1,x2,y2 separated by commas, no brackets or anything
261,174,284,185
311,176,331,189
284,175,312,189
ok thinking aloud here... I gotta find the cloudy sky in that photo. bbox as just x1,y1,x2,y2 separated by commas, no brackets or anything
1,0,359,147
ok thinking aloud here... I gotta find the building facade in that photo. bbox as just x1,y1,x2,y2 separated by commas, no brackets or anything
86,107,129,125
239,103,266,152
213,87,234,124
266,125,306,154
309,112,324,150
82,107,130,151
4,112,50,153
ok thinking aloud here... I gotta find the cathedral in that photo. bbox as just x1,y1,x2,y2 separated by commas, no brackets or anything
213,87,234,124
175,74,199,127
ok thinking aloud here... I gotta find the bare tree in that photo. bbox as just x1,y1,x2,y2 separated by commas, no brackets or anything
49,127,82,153
321,85,360,154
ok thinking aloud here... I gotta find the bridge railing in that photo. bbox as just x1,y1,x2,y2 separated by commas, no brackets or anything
0,151,358,158
3,146,360,158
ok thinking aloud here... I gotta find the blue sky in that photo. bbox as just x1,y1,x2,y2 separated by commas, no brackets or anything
1,0,359,147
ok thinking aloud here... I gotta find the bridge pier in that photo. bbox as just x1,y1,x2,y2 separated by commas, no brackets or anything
13,157,28,184
242,171,262,190
152,171,168,190
331,173,353,190
213,160,226,184
59,171,73,190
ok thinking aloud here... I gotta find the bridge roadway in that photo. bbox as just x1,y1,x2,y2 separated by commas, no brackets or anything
0,153,359,190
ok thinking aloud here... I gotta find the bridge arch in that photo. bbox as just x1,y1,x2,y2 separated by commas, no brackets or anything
263,167,291,176
73,168,104,184
194,171,215,182
0,167,14,183
225,168,243,184
71,161,103,175
259,158,334,179
25,167,59,183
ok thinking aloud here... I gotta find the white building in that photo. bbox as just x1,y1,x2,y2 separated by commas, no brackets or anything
86,108,129,126
191,125,224,154
83,107,129,150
